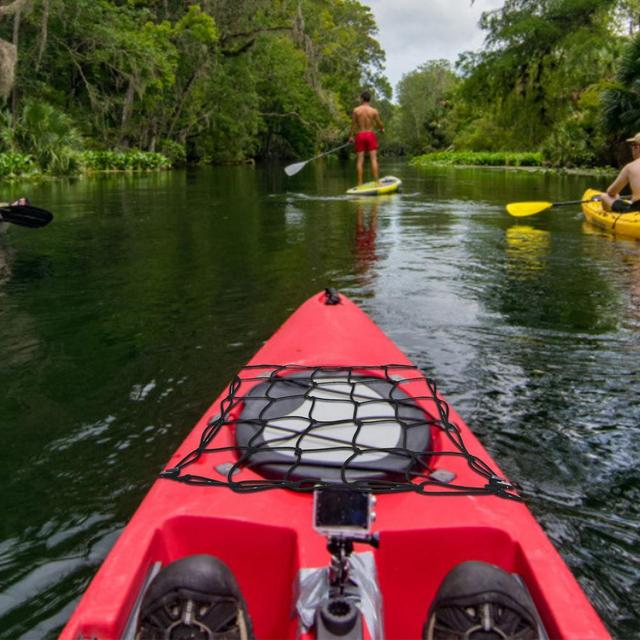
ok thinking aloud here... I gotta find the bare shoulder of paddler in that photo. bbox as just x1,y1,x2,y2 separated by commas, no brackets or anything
354,105,379,131
626,156,640,201
602,133,640,208
0,197,30,207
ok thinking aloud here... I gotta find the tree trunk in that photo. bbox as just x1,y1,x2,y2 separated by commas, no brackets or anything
35,0,49,70
0,39,16,100
0,0,29,17
10,6,21,115
0,0,29,100
120,77,136,144
166,68,202,139
265,126,273,157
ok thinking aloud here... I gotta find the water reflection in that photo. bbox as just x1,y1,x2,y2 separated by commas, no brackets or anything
0,240,13,286
505,225,550,274
353,198,378,274
628,255,640,327
582,221,640,328
0,164,638,637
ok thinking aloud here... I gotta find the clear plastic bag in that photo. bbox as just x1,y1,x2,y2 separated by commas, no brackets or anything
297,551,383,640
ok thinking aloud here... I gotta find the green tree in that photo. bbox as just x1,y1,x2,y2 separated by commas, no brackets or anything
395,60,458,154
603,32,640,137
457,0,619,156
12,98,81,173
0,0,30,102
294,0,390,120
253,35,332,158
1,0,390,169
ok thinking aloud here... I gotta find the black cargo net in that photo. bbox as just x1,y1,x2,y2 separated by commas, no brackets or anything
161,365,520,500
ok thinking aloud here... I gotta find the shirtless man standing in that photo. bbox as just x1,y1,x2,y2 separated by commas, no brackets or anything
349,91,384,185
600,133,640,212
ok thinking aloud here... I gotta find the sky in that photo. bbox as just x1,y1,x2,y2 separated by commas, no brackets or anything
364,0,505,95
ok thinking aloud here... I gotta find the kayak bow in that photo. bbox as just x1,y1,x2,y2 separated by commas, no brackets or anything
61,290,608,640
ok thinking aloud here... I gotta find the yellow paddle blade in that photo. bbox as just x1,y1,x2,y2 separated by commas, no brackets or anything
505,201,554,217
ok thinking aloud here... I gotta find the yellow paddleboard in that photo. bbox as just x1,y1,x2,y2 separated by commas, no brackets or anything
346,176,402,196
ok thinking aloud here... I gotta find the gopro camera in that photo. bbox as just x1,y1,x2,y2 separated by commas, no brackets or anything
313,488,375,538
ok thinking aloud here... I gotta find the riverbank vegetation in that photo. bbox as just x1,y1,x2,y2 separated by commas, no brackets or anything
0,149,171,178
2,0,640,176
410,151,543,168
0,0,389,176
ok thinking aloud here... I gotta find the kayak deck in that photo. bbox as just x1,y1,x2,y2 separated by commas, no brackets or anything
582,188,640,239
61,291,608,640
162,363,514,495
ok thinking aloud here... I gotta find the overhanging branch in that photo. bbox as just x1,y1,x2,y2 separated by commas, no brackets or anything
260,111,311,127
0,0,29,18
220,25,290,57
219,25,290,46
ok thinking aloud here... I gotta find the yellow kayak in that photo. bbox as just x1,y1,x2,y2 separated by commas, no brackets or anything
582,188,640,240
346,176,401,196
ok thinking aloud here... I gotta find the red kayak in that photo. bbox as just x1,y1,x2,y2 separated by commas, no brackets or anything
61,290,609,640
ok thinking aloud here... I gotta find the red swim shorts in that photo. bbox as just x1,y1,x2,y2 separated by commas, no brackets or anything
354,130,379,153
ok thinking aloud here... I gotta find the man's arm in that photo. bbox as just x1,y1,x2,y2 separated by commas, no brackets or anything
606,165,629,197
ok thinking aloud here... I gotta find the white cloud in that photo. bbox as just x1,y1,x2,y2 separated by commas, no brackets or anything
363,0,504,95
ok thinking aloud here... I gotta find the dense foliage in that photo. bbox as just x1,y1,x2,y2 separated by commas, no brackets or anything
411,151,543,167
603,31,640,137
390,0,640,167
0,151,35,178
80,151,171,171
391,60,458,155
0,0,388,173
4,0,640,173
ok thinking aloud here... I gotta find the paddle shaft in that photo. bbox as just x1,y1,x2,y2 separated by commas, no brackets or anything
302,142,350,164
284,142,350,176
550,198,599,207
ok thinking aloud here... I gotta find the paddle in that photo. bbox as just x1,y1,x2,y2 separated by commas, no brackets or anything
0,203,54,228
284,142,350,177
506,197,601,217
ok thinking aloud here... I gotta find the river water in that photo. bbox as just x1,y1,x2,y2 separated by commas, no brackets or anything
0,162,638,637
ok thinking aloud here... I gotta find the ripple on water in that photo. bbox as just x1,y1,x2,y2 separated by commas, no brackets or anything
0,516,121,637
0,165,638,637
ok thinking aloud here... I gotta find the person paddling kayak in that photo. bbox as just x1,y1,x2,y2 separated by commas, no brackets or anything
0,197,30,209
0,198,30,233
349,91,384,185
0,197,53,229
600,133,640,213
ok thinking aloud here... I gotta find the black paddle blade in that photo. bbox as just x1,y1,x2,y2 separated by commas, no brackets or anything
0,205,53,228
